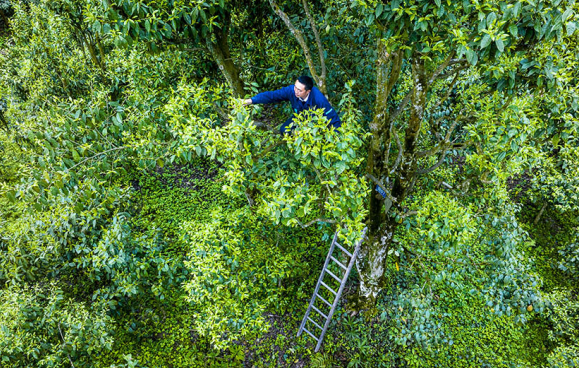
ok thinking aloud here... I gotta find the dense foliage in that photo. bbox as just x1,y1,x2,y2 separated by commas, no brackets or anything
0,0,578,366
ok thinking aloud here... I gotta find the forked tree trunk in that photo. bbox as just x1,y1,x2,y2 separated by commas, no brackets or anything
354,52,428,309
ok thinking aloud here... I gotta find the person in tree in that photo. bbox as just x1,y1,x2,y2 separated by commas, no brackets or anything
242,75,341,134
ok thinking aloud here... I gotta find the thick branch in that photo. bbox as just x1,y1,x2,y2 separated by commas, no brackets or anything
205,25,245,97
417,149,448,175
388,89,412,124
428,53,458,85
390,127,403,174
302,0,327,90
386,51,404,102
365,173,395,202
269,0,325,94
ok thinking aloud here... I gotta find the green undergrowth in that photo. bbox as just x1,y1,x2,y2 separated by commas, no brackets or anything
511,180,579,368
519,204,579,367
130,158,239,254
97,157,337,367
93,158,249,366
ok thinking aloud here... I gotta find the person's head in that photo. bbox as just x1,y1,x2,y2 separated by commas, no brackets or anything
294,75,314,99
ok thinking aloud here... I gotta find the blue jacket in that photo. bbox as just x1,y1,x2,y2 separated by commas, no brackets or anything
251,85,341,129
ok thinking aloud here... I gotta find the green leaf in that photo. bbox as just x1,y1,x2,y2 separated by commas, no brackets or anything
566,21,577,36
480,34,492,49
513,2,521,18
6,190,16,203
495,38,505,52
466,49,478,65
435,0,441,7
509,24,518,37
93,20,102,33
376,3,384,17
487,12,497,25
562,8,573,22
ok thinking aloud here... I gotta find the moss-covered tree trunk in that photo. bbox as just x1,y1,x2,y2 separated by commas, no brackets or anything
206,24,245,97
355,49,428,308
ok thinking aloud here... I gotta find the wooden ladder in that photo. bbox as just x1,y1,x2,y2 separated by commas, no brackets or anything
297,227,367,352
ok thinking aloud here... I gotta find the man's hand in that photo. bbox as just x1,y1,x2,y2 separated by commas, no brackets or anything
241,98,252,105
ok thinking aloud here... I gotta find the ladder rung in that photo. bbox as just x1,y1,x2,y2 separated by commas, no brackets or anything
303,327,319,341
316,293,332,307
320,281,337,295
307,317,323,331
335,242,353,258
325,269,341,283
330,256,347,270
312,305,328,319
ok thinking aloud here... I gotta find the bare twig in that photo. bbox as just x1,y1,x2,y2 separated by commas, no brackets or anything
436,63,469,81
428,52,456,85
431,69,461,112
313,167,332,195
58,322,76,368
253,140,283,161
297,218,337,228
417,149,448,175
534,202,548,225
67,146,129,171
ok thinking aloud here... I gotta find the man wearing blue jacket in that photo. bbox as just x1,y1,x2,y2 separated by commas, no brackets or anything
242,75,341,134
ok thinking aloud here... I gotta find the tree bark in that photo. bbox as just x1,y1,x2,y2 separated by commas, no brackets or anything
0,111,8,131
354,40,404,307
206,25,245,97
355,54,429,309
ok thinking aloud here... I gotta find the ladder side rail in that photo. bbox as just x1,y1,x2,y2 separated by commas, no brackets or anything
297,231,339,337
314,228,367,352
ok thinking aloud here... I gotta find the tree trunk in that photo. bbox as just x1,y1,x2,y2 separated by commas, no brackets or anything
205,25,245,97
0,111,8,131
354,53,427,309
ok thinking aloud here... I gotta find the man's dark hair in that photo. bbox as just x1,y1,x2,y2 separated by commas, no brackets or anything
297,75,314,91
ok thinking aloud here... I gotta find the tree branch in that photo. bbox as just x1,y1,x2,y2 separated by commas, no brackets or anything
297,218,337,228
365,173,396,202
269,0,325,94
386,51,404,101
58,322,76,368
67,146,129,171
302,0,326,88
417,148,448,175
534,202,548,225
431,69,461,112
428,52,456,85
390,127,403,174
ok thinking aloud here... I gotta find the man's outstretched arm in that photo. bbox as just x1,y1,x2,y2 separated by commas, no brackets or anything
243,85,294,106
